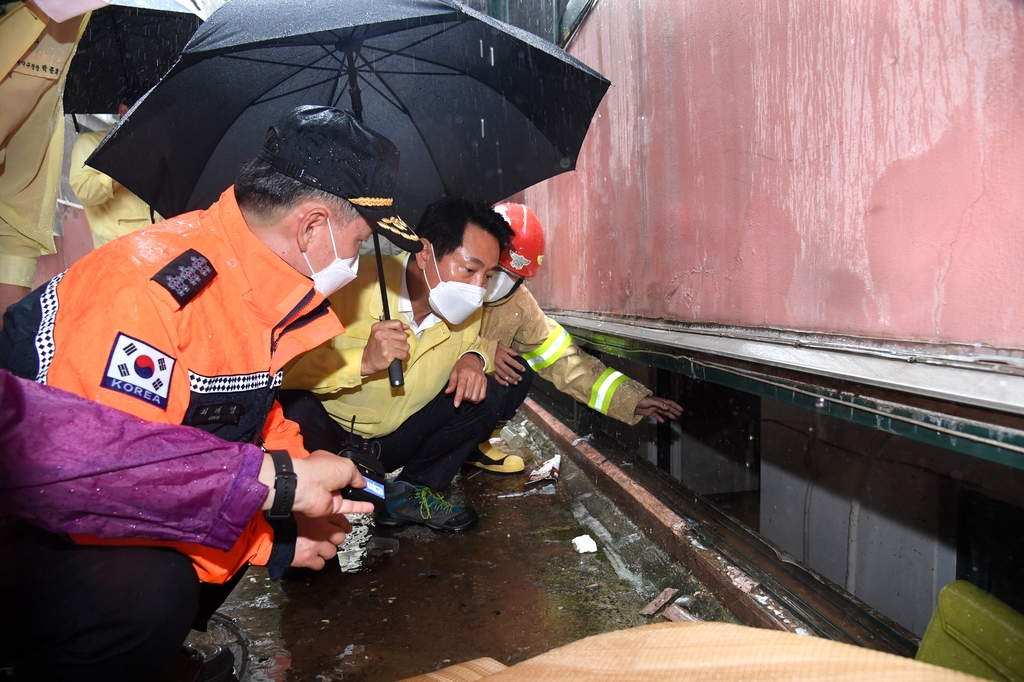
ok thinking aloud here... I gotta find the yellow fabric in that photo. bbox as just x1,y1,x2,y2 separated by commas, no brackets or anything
480,285,651,425
0,4,89,284
916,580,1024,681
480,622,982,681
0,231,40,286
283,254,489,439
69,128,160,247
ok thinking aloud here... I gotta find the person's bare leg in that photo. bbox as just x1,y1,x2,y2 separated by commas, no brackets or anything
0,283,30,330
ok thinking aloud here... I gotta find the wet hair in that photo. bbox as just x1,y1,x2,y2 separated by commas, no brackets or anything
234,127,359,223
416,197,514,259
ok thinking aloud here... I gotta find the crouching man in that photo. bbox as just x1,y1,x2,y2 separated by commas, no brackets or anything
0,104,404,681
281,198,513,532
466,203,683,473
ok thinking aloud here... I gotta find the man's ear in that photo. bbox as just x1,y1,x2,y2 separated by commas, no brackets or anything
413,238,432,270
294,204,330,254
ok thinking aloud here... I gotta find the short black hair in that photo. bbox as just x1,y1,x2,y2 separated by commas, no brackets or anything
416,197,513,259
234,127,356,220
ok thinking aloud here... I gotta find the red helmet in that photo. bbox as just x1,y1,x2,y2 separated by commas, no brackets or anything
494,202,546,279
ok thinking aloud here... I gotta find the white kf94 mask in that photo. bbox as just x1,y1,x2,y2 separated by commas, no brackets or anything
303,218,359,296
425,247,486,324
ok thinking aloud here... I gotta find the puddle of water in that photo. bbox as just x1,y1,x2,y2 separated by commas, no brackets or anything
193,413,734,681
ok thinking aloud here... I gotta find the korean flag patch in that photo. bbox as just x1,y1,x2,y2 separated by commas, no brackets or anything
101,333,176,409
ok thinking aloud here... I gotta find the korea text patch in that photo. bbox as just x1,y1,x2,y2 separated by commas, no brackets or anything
101,333,176,409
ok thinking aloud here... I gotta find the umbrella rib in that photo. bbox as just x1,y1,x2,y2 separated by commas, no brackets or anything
251,73,338,106
356,55,455,193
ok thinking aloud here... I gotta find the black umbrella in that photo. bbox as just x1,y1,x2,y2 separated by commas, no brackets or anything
88,0,609,224
64,0,207,115
89,0,610,385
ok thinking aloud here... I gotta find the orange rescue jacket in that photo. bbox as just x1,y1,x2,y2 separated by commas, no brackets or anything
0,187,344,583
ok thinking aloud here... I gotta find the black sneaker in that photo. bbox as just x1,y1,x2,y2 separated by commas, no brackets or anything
376,480,478,532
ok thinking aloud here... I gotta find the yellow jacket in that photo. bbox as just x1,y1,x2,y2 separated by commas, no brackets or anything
0,3,88,285
70,128,160,247
283,253,490,438
480,285,651,425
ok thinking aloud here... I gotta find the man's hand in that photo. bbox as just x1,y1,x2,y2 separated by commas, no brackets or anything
634,397,684,423
260,450,375,518
290,513,352,571
494,342,526,387
445,353,487,407
360,319,410,375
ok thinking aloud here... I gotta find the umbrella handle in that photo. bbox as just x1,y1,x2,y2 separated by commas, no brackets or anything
373,231,405,387
388,359,404,388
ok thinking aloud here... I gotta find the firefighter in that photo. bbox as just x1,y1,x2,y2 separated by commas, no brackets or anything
0,105,409,681
466,203,683,473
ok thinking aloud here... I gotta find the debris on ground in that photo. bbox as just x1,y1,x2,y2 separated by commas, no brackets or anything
529,454,561,483
572,534,597,553
641,587,680,616
497,484,556,499
500,422,531,449
662,604,704,623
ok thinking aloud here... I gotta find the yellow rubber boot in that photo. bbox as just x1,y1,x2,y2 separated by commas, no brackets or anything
465,431,525,474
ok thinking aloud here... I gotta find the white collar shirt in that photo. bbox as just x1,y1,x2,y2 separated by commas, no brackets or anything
398,252,443,339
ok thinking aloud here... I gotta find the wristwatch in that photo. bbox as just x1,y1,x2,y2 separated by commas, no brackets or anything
263,450,297,579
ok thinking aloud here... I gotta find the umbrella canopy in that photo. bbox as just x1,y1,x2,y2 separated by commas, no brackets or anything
87,0,611,226
64,0,211,115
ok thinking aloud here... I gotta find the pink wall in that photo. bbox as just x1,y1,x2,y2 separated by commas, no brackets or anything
522,0,1024,348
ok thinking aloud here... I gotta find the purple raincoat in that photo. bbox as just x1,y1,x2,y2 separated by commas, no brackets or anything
0,370,268,550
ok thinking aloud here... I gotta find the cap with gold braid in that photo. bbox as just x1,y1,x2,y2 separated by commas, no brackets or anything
260,104,422,253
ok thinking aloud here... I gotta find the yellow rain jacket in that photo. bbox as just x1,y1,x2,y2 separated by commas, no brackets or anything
0,3,89,286
480,285,651,425
70,128,161,247
283,253,491,438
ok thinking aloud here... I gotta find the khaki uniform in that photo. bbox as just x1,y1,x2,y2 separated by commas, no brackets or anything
481,285,651,425
0,3,88,286
70,128,160,247
283,253,491,439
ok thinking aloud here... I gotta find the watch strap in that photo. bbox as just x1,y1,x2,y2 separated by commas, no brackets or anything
265,449,296,519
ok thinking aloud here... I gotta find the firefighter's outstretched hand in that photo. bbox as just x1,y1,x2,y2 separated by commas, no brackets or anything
634,396,684,423
265,450,374,518
361,319,410,375
494,342,526,387
291,513,352,571
446,353,487,407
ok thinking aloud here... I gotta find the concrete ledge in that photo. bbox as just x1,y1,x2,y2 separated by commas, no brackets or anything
521,397,806,634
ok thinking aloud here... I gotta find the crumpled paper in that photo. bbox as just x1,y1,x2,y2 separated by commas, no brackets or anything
529,454,560,483
572,534,597,553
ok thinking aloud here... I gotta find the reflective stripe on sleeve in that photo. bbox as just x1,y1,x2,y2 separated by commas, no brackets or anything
588,369,628,414
522,324,572,371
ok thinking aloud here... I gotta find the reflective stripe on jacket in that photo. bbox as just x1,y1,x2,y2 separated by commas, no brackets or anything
480,286,651,425
0,187,344,583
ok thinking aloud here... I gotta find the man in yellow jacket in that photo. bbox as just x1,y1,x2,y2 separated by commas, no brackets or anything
282,197,513,532
468,203,682,472
0,2,89,322
69,88,161,247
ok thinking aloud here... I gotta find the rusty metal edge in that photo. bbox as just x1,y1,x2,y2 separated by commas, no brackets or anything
521,397,803,634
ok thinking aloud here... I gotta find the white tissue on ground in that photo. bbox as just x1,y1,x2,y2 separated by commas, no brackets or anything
572,534,598,553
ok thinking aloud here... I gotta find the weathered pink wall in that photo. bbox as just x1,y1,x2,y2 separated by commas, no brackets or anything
522,0,1024,348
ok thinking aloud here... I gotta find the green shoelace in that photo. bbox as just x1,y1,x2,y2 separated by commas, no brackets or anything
415,487,456,519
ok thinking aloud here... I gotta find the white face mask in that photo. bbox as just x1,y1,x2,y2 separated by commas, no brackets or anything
425,245,486,325
302,217,359,296
484,269,522,303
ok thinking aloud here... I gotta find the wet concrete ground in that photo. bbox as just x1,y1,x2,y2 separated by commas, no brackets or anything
190,414,736,681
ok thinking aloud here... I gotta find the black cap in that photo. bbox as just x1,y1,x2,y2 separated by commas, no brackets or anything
259,105,421,252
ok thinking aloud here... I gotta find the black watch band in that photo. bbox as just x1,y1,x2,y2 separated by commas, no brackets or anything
265,450,297,519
